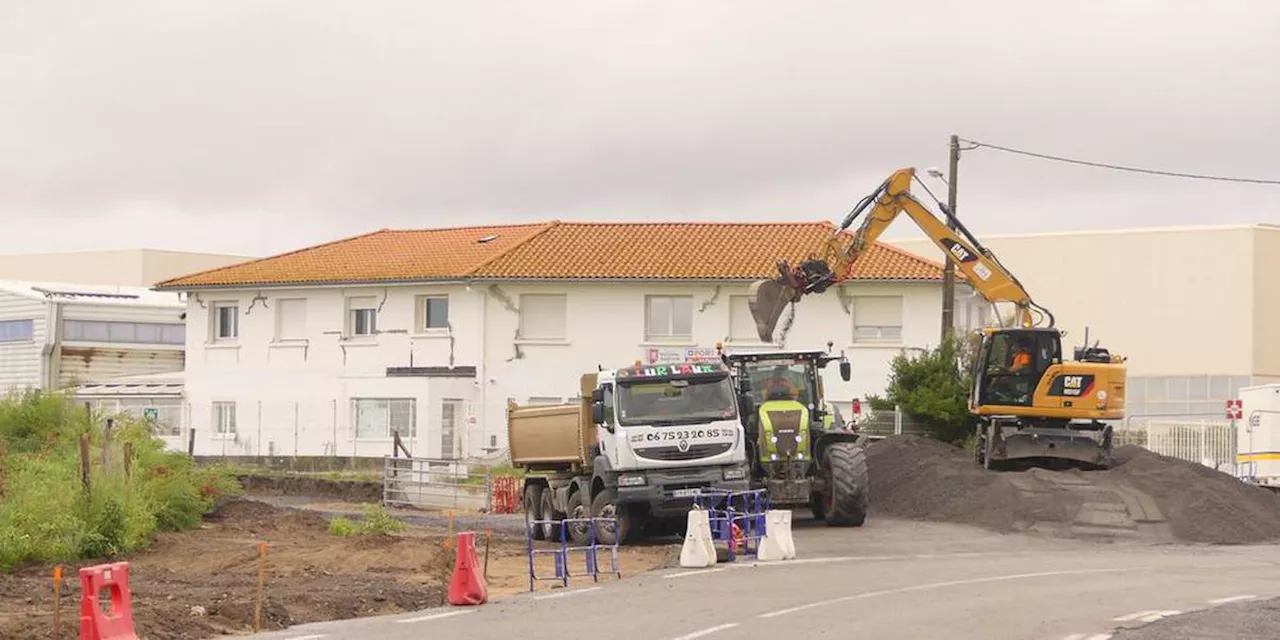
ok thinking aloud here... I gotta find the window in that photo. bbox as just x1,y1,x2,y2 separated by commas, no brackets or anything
852,295,903,342
347,296,378,337
441,398,464,459
416,295,449,332
518,294,567,340
0,319,34,342
728,295,758,341
213,303,238,341
63,320,185,345
645,295,693,341
212,401,236,436
275,298,307,340
352,398,416,439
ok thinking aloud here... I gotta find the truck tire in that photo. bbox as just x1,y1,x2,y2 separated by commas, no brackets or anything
539,489,565,542
591,489,635,546
824,442,868,527
525,485,546,541
566,490,591,544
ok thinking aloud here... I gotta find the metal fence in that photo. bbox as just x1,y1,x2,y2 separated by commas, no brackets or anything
382,455,494,511
1113,417,1236,474
852,405,934,439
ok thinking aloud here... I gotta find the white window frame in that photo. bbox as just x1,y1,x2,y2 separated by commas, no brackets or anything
352,398,417,440
211,302,239,342
212,401,236,438
416,294,450,333
645,295,693,341
441,398,465,459
851,295,904,343
274,298,308,341
0,319,34,343
346,296,378,338
517,293,567,341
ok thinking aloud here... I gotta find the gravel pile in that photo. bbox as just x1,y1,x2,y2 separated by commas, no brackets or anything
865,435,1280,544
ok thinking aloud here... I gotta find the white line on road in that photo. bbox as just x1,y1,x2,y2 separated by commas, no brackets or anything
287,636,328,640
663,551,1017,579
1113,610,1180,622
394,609,475,624
665,568,729,579
1209,594,1258,604
1062,635,1111,640
757,568,1128,619
533,586,603,600
669,623,740,640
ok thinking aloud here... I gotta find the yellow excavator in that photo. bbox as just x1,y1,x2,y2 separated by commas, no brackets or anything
747,167,1126,470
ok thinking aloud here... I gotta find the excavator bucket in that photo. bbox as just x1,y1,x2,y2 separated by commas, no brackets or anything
747,277,800,343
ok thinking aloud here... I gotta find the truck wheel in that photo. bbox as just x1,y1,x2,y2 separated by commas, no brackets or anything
525,485,546,541
565,490,591,544
539,489,565,542
591,489,635,546
824,442,868,527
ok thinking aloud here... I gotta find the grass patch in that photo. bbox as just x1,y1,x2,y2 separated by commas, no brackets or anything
328,504,407,537
0,390,241,572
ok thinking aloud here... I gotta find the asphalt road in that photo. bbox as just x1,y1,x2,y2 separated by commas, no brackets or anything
242,517,1280,640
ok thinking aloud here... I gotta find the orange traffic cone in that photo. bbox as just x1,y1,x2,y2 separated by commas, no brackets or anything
447,531,487,605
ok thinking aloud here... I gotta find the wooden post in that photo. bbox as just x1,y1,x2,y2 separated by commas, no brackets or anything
187,428,196,456
52,566,63,639
122,442,133,479
101,418,113,468
79,434,91,493
254,542,268,631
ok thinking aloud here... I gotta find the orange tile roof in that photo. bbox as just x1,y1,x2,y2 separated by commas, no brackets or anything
154,221,947,289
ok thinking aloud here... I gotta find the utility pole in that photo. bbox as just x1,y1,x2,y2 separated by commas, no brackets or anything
940,134,960,346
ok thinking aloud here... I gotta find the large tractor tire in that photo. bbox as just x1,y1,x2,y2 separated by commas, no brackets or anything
823,442,869,527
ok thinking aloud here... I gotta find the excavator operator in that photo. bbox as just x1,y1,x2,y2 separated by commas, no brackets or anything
1010,337,1033,373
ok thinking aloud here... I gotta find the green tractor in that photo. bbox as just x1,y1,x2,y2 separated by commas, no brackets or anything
718,344,871,526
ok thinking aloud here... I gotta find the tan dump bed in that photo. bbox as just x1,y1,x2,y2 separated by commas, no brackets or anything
507,373,599,470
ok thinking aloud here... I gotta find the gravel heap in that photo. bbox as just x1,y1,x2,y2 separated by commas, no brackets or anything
865,435,1280,544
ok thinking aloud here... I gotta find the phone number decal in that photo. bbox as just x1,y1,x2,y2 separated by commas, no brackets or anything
630,428,725,443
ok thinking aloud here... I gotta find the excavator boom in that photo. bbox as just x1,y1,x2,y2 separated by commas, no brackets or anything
748,167,1052,342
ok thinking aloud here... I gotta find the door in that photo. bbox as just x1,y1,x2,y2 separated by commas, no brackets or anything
440,398,464,459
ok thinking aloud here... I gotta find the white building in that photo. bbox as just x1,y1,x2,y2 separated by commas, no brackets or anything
886,223,1280,423
155,221,977,460
0,280,187,393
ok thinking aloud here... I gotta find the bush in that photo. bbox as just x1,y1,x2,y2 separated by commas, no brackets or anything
327,505,406,537
879,333,981,445
0,390,241,572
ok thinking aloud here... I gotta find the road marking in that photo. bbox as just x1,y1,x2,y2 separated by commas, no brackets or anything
1113,609,1179,622
666,568,729,578
394,609,475,624
663,551,1018,578
757,568,1126,618
287,636,328,640
533,586,603,600
1209,594,1258,604
1062,635,1111,640
669,623,739,640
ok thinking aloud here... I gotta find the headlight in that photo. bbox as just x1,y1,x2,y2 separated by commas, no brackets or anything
617,474,646,487
723,466,746,480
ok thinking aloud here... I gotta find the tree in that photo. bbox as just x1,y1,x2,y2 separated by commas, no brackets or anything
879,332,982,445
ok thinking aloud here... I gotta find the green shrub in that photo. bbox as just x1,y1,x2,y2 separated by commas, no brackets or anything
328,516,358,537
0,390,241,572
327,505,406,537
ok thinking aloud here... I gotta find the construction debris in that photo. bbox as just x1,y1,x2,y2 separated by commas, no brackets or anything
866,435,1280,545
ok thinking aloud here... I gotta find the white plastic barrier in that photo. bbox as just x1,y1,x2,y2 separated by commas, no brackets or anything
756,509,796,562
679,508,717,568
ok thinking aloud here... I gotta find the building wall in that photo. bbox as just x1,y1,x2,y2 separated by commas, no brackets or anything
180,279,948,458
56,300,186,387
0,291,48,392
0,250,253,288
887,224,1270,421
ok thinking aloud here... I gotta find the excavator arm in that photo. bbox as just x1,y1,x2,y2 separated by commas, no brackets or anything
748,167,1053,342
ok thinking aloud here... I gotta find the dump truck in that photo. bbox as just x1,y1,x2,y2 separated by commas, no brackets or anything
509,360,751,545
1238,383,1280,491
718,344,871,526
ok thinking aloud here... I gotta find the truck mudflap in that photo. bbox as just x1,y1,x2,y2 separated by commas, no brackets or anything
616,465,751,517
986,424,1114,469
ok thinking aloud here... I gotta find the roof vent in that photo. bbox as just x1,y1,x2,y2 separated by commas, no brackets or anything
477,234,499,244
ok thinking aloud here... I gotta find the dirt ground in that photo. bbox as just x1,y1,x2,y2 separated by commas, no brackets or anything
0,499,679,639
866,435,1280,545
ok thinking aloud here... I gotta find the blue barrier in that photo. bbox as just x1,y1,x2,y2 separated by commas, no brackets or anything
525,515,621,592
692,488,770,562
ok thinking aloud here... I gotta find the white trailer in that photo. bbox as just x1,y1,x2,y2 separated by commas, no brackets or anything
1237,383,1280,491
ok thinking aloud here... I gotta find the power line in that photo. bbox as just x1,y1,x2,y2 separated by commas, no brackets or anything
958,137,1280,185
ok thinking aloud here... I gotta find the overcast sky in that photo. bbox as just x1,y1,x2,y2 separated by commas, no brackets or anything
2,0,1278,258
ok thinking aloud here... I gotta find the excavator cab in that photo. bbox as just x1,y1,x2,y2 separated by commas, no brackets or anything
971,328,1062,409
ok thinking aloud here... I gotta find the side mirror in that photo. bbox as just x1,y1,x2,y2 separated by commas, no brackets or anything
591,388,604,403
591,401,608,429
840,361,851,382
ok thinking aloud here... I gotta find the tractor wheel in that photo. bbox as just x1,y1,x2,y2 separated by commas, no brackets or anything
524,484,545,540
823,442,869,527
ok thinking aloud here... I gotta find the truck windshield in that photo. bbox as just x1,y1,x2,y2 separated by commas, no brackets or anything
616,376,737,426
